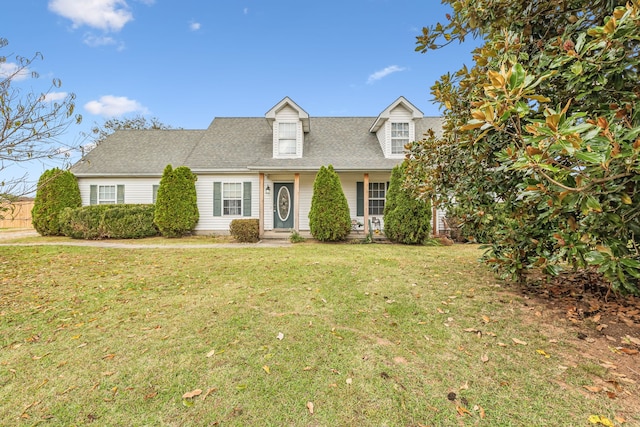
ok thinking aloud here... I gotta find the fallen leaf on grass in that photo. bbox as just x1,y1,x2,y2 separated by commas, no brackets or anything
182,389,202,407
481,354,489,363
474,405,486,419
306,401,314,414
262,365,270,374
583,385,602,393
32,352,51,360
144,392,157,400
182,389,202,399
456,405,471,416
536,349,551,358
102,354,115,360
623,335,640,346
617,347,639,355
206,349,216,358
512,338,527,346
202,388,217,401
588,415,614,426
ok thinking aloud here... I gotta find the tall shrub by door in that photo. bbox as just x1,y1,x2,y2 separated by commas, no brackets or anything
154,165,199,237
308,165,351,241
384,163,431,244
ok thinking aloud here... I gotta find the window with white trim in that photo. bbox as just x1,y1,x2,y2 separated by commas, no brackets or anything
223,183,243,215
369,182,386,215
391,122,409,154
98,185,116,204
278,122,297,155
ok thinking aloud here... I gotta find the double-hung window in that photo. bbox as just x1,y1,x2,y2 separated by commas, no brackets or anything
98,185,116,204
223,183,243,215
369,182,386,215
278,122,297,155
391,122,409,155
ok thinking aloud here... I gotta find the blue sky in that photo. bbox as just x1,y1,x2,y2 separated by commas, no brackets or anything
2,0,478,190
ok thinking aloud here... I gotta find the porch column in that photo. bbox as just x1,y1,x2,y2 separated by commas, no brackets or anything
364,173,369,234
294,173,300,231
259,173,265,236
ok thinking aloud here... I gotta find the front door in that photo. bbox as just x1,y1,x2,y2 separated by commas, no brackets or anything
273,183,294,229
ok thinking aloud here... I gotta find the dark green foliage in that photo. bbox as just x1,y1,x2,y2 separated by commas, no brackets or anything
308,165,351,242
59,205,110,239
59,204,158,239
31,168,81,236
384,164,432,244
407,1,640,295
229,219,259,243
154,165,199,237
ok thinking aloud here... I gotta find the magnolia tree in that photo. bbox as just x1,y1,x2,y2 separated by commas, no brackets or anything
406,1,640,295
0,38,82,203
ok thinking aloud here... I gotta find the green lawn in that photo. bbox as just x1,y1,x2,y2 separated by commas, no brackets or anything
0,242,635,426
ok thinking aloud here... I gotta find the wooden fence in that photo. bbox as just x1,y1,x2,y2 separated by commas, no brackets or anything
0,200,35,229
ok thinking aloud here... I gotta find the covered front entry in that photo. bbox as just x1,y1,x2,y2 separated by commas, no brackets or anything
273,183,294,229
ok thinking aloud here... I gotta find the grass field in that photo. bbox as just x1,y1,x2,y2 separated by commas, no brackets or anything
0,241,636,426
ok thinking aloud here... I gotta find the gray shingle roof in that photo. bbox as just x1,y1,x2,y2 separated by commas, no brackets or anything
71,116,443,176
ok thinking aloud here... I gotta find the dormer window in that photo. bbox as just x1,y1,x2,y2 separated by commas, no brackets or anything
391,122,409,154
369,97,424,159
266,97,310,159
278,123,297,155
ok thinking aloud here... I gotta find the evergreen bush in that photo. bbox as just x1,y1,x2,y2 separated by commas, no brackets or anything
32,168,81,236
154,165,199,237
59,205,110,239
59,204,157,239
229,219,259,242
308,165,351,242
384,163,432,244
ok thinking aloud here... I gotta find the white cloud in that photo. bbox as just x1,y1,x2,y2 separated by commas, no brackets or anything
48,0,133,32
84,95,149,117
83,33,117,47
189,21,201,31
42,92,68,102
367,65,406,84
0,62,30,81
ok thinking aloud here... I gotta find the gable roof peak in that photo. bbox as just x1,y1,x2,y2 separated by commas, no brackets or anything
265,96,310,132
369,96,424,133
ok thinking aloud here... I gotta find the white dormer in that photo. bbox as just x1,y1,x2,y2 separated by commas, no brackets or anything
265,97,310,159
369,96,423,159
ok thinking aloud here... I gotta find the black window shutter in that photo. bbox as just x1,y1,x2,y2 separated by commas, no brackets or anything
356,182,364,216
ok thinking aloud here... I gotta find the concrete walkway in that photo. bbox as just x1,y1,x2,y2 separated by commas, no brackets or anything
0,229,292,249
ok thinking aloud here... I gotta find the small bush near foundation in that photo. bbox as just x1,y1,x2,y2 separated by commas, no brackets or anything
230,219,259,243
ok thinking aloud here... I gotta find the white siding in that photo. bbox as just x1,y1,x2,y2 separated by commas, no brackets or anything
195,174,260,233
273,105,304,159
375,104,416,158
78,177,160,205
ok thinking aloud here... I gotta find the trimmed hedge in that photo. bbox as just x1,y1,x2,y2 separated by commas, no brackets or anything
229,219,259,243
32,168,81,236
59,204,158,239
